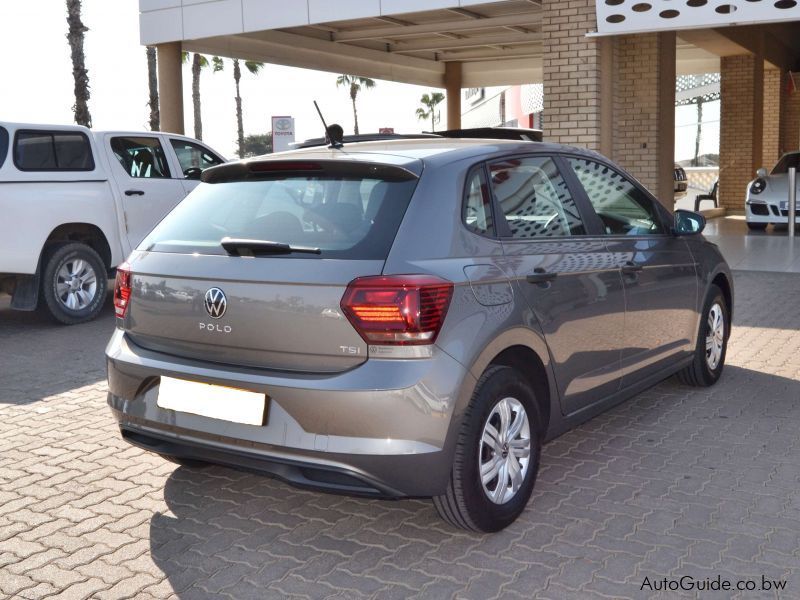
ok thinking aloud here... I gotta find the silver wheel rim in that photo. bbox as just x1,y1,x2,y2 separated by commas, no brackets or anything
479,397,531,505
705,302,725,371
55,258,97,311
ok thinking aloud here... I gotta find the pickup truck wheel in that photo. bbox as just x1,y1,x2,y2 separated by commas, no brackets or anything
41,243,108,325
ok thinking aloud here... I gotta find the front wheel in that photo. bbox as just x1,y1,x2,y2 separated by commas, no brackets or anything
434,366,541,532
40,243,108,325
746,222,767,231
678,284,728,387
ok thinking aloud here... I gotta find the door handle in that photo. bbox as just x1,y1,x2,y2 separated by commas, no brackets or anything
125,189,145,196
620,261,643,274
526,268,558,285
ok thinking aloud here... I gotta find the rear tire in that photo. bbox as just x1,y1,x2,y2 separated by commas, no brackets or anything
433,366,541,532
746,222,767,231
678,284,728,387
40,243,107,325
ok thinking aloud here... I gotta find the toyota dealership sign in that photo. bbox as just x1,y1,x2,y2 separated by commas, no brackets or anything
271,116,295,153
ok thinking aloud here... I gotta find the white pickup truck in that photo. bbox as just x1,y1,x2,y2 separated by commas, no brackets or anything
0,121,225,324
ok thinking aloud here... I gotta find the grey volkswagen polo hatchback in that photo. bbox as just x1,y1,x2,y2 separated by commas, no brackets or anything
106,138,733,532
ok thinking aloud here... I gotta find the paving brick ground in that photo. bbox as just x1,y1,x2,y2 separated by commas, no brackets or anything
1,271,799,599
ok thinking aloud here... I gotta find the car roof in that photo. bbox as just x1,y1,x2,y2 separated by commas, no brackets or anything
250,137,597,168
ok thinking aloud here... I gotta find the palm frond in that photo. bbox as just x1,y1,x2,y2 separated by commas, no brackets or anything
211,56,224,72
244,61,264,75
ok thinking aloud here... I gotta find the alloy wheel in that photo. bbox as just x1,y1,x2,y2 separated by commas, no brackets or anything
55,258,98,311
705,302,725,370
479,397,531,505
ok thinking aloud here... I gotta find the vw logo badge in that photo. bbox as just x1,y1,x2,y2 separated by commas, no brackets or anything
204,288,227,319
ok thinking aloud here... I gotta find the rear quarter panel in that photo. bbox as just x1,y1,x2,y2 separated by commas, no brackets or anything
0,180,123,274
383,157,561,442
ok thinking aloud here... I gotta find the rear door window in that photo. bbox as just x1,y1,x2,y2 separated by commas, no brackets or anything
14,130,94,171
463,166,494,236
111,136,171,178
141,168,418,260
489,155,586,238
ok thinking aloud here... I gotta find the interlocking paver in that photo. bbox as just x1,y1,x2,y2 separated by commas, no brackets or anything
2,271,800,598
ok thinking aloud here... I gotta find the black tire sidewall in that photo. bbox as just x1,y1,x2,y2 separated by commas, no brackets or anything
459,369,541,532
41,243,107,325
696,287,728,385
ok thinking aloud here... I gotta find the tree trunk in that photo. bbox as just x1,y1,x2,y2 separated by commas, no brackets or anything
65,0,92,127
234,59,244,159
430,108,436,132
693,98,704,167
350,83,359,135
192,53,203,140
146,46,159,131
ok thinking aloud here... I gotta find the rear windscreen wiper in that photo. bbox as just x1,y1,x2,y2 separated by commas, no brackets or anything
220,237,322,256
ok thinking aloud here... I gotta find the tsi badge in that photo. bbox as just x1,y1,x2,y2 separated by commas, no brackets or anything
200,287,232,333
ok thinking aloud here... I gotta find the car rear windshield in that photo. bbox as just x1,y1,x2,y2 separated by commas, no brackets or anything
140,173,418,260
772,153,800,175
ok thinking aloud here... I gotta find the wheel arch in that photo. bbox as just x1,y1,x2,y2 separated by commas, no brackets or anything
711,271,733,329
42,223,113,270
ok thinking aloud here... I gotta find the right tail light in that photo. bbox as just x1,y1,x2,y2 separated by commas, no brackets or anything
340,275,453,346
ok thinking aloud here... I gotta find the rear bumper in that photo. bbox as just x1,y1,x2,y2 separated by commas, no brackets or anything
105,329,473,497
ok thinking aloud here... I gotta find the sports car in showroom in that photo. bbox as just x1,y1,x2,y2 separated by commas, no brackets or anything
746,151,800,230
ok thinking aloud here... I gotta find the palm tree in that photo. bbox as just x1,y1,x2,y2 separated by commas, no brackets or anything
146,46,159,131
416,92,445,132
65,0,92,127
233,59,265,158
182,52,224,140
336,75,376,135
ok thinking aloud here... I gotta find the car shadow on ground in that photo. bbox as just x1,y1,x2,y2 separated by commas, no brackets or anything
149,364,800,598
0,294,115,405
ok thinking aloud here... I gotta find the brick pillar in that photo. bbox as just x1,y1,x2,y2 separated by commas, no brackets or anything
781,72,800,154
763,68,781,168
542,1,675,206
542,0,608,152
611,32,676,206
719,54,764,213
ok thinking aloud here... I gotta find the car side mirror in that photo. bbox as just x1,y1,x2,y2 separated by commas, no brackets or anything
183,167,203,180
673,209,706,236
756,167,768,178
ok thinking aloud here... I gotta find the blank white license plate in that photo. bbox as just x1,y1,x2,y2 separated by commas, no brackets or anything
157,377,266,426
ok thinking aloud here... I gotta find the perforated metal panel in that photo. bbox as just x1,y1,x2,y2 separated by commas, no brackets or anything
596,0,800,35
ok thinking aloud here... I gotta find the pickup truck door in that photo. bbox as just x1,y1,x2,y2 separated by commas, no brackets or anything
105,134,187,250
164,136,225,195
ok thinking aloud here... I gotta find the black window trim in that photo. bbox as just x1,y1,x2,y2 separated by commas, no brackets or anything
560,152,673,239
483,151,599,242
13,129,96,173
0,126,9,169
460,161,499,239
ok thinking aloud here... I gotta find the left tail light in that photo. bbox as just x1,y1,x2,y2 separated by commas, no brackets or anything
113,262,132,318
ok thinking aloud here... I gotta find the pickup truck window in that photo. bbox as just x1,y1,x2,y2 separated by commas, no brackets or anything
170,139,223,177
14,130,94,171
111,136,171,179
0,127,8,168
